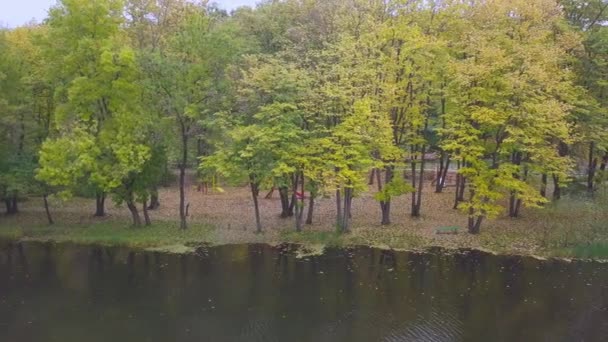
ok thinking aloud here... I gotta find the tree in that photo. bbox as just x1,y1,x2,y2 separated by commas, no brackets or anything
38,0,157,227
444,0,578,233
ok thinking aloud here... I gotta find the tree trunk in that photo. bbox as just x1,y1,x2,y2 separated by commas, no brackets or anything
467,189,483,234
552,174,561,200
600,152,608,172
540,173,548,198
179,121,189,230
305,193,315,225
279,186,290,217
94,192,106,217
435,153,451,193
341,187,353,233
143,199,151,226
5,195,18,215
468,215,483,235
249,178,262,233
454,164,467,209
411,145,426,217
336,187,342,231
148,188,160,210
127,199,142,227
264,187,275,199
368,169,376,185
43,194,54,225
377,167,392,225
509,152,522,218
587,141,597,192
288,173,298,216
295,172,305,232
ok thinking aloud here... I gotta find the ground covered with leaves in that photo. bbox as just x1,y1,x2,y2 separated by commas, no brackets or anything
1,183,607,260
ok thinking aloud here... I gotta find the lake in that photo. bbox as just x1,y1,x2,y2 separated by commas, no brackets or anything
1,242,607,341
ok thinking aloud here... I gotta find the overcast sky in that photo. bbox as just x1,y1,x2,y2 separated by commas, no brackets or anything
0,0,259,28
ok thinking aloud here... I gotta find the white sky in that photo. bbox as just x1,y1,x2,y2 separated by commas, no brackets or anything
0,0,259,28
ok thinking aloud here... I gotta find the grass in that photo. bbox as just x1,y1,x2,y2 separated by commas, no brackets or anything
0,220,216,252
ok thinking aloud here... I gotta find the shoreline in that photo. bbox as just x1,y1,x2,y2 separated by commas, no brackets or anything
1,220,605,263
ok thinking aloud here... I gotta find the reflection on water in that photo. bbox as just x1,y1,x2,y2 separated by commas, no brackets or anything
1,242,607,342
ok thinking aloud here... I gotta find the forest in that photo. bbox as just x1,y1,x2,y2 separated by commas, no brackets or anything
1,0,607,242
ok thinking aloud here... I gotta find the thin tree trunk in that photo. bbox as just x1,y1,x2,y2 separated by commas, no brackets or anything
336,187,342,231
588,141,597,192
341,187,353,233
467,189,483,234
179,121,188,230
148,188,160,210
306,193,315,225
435,153,450,193
288,173,298,216
368,169,376,185
509,152,522,218
143,199,151,226
414,145,427,217
410,148,418,216
552,174,561,200
411,145,426,217
264,187,275,199
436,154,451,193
600,152,608,172
127,199,142,227
250,178,262,233
94,192,106,217
295,172,305,232
454,160,462,209
378,167,392,225
540,173,548,198
279,186,290,217
43,194,54,225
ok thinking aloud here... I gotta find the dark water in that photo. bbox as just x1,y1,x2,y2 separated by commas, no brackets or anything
1,242,607,342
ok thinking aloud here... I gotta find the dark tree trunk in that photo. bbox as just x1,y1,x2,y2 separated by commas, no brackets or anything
336,187,342,231
295,172,305,232
600,152,608,172
540,173,548,198
552,174,561,200
179,121,188,230
368,169,376,185
378,167,392,225
264,187,275,199
11,196,18,214
341,187,353,233
411,145,426,217
143,199,151,226
467,189,483,234
279,186,290,218
43,194,54,225
509,152,523,218
454,163,467,210
305,193,315,225
5,195,18,215
148,188,160,210
94,192,106,217
249,178,262,233
468,215,483,235
288,173,298,217
127,199,142,227
587,142,597,192
435,152,451,193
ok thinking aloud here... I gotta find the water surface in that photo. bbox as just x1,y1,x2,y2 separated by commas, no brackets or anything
1,242,607,341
